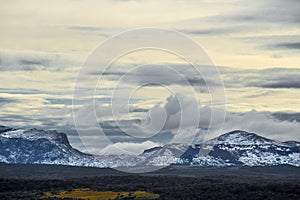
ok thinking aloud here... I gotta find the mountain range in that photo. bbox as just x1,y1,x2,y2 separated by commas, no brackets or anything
0,125,299,168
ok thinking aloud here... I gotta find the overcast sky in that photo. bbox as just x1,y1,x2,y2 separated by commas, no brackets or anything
0,0,299,154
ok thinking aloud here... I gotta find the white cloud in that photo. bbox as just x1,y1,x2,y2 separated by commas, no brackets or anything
220,110,300,142
121,94,201,140
135,94,300,143
100,140,160,155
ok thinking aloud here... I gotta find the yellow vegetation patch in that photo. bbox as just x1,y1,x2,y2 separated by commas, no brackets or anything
44,188,159,200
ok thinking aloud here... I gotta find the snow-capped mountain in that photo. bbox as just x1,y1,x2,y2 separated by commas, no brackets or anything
0,126,139,168
0,126,300,168
145,130,300,167
0,126,100,166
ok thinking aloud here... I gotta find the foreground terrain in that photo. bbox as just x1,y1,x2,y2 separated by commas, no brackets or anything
1,163,300,199
44,189,159,200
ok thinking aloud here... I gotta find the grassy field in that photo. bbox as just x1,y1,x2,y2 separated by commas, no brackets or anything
44,188,159,200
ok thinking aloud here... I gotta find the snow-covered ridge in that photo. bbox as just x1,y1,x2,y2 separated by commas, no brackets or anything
283,141,300,147
1,128,65,141
0,126,299,168
211,130,281,145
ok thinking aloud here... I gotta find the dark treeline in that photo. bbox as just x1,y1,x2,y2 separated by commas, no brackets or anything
1,175,300,199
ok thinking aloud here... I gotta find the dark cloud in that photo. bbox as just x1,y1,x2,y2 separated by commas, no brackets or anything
273,42,300,50
97,71,124,76
189,0,300,53
97,64,220,88
100,119,141,130
0,50,79,71
0,114,36,124
98,120,169,145
258,80,300,89
213,0,300,25
238,35,300,52
45,97,113,105
272,112,300,123
0,113,72,135
0,97,18,107
68,26,104,31
220,67,300,89
225,13,299,25
0,52,50,71
247,73,300,89
182,28,232,36
186,77,213,86
260,68,299,73
0,88,67,95
99,119,176,144
130,108,148,113
45,98,72,105
19,59,49,66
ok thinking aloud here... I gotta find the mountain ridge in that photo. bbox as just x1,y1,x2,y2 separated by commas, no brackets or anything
0,126,299,168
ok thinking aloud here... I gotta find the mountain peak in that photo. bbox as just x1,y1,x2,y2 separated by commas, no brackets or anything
0,126,95,165
0,125,15,134
0,128,70,146
213,130,275,145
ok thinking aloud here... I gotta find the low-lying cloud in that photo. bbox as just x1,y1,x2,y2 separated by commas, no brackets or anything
100,140,161,155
